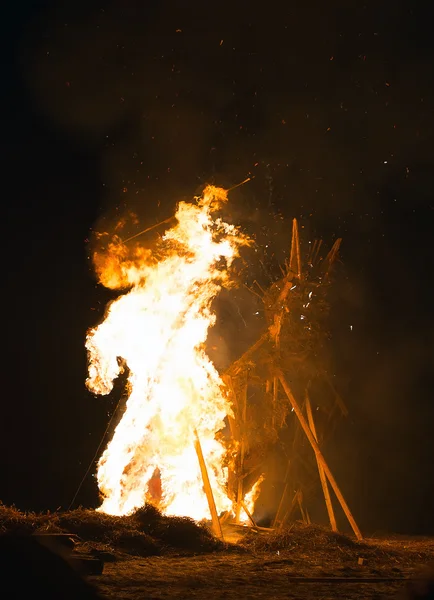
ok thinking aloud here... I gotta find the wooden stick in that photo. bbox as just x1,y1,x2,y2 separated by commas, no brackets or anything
308,239,317,265
289,218,301,278
321,238,342,282
276,371,363,540
225,332,268,376
193,431,224,540
280,489,300,529
305,394,338,532
297,491,308,524
221,374,241,507
243,283,263,300
253,279,266,294
221,375,239,440
272,460,291,528
312,239,323,266
324,372,348,417
235,372,248,524
235,480,243,524
241,501,257,527
272,377,278,429
294,219,301,279
121,216,175,244
219,511,232,526
272,480,288,528
240,464,261,481
227,176,253,192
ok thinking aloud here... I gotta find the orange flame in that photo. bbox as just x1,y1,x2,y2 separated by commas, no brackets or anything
86,186,251,519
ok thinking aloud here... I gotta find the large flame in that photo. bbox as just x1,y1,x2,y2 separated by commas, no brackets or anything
86,186,251,519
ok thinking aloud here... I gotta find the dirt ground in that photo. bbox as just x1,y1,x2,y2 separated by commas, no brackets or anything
90,536,434,600
1,505,432,599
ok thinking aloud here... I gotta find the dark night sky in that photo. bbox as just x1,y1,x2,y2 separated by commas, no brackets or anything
3,2,433,534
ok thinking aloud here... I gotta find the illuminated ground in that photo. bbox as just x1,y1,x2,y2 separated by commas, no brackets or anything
91,537,434,600
1,505,432,599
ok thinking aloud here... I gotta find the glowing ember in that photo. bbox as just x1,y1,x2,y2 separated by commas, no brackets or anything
86,186,251,520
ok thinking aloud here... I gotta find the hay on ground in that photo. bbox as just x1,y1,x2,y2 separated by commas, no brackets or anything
0,503,226,557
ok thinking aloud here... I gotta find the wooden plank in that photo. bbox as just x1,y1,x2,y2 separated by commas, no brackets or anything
69,555,104,576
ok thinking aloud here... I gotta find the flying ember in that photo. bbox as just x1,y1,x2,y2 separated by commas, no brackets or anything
86,186,250,520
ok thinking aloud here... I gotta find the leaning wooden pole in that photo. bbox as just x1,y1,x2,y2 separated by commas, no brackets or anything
276,371,363,540
289,218,301,278
235,372,248,524
305,394,338,532
194,431,224,540
281,489,301,529
241,501,257,527
272,459,291,528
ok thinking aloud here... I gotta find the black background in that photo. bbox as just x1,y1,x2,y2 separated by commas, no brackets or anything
3,1,433,535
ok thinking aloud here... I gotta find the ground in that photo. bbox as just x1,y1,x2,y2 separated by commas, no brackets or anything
1,504,433,599
89,530,434,600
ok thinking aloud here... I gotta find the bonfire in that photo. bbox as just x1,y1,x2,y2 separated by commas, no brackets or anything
86,186,253,526
86,183,363,543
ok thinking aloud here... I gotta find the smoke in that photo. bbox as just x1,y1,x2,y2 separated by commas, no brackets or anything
17,1,434,216
12,0,434,529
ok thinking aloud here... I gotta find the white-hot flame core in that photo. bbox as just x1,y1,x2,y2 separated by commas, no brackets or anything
86,186,248,519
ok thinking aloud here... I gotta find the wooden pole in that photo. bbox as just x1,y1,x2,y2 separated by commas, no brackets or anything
305,394,338,532
272,377,278,429
222,374,240,506
266,378,277,431
272,459,291,528
241,501,257,527
281,489,300,529
294,220,301,279
321,238,342,282
276,371,363,540
225,332,268,377
312,239,323,266
297,491,308,524
219,511,232,527
308,239,317,265
222,375,239,440
193,431,224,540
289,218,301,278
273,481,288,528
235,372,248,524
